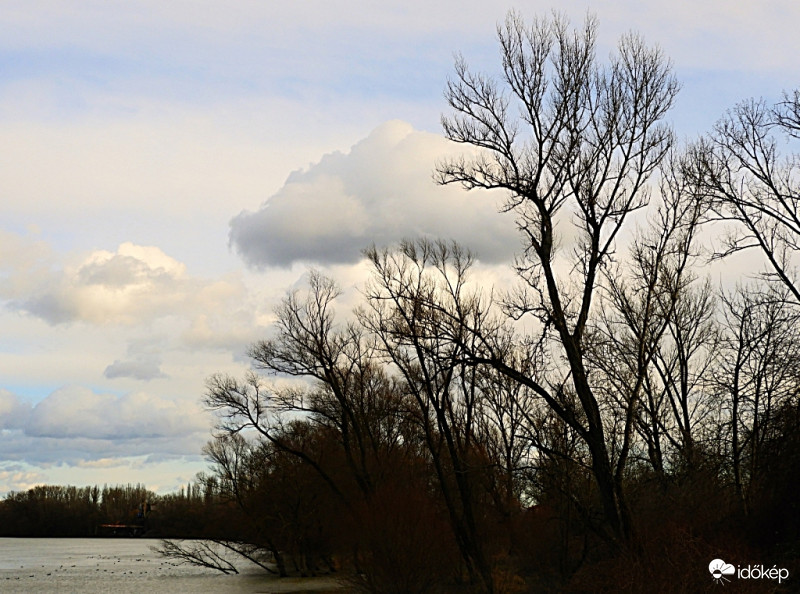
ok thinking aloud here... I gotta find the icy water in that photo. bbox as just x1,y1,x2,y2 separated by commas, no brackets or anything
0,538,343,593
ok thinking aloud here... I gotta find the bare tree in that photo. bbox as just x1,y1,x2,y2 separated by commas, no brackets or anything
204,272,433,580
205,271,406,508
646,280,718,466
155,540,240,574
588,157,710,481
243,271,417,501
717,284,800,514
361,239,503,593
694,92,800,303
436,11,678,543
200,434,287,575
473,349,540,515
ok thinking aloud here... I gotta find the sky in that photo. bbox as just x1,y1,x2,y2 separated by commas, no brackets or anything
1,0,798,495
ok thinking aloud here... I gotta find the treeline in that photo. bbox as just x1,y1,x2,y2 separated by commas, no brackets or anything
0,482,215,538
176,13,800,593
190,264,800,592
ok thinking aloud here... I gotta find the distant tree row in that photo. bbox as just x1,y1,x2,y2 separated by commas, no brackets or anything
0,482,214,538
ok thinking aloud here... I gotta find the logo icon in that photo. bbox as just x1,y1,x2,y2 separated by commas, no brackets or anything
709,559,735,585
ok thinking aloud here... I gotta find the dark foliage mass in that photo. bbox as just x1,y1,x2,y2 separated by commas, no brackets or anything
3,11,799,593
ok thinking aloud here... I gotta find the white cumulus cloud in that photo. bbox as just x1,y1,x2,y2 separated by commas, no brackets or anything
0,237,251,329
229,120,518,268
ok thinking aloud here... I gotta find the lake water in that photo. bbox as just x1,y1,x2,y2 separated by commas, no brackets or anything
0,538,343,593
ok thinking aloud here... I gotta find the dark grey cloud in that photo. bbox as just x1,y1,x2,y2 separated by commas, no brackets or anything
24,387,207,441
0,431,207,467
104,356,167,381
229,120,518,268
0,386,209,467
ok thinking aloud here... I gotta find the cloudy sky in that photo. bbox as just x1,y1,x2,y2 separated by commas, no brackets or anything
0,0,798,495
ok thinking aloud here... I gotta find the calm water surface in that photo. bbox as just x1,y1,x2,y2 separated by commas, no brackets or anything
0,538,342,593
